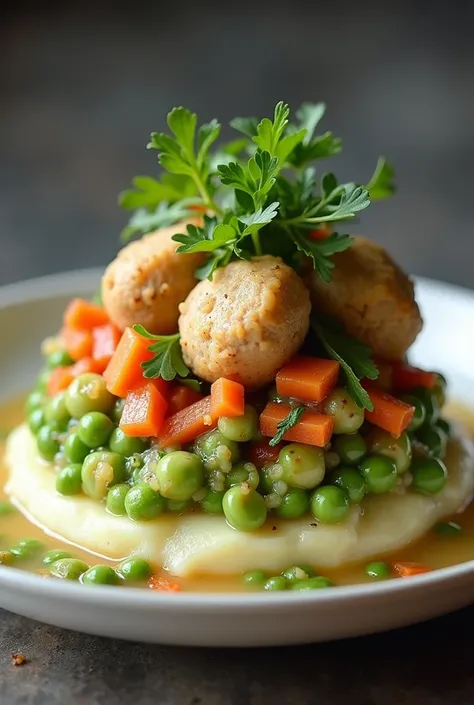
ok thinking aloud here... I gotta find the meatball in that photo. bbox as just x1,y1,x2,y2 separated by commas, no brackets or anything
304,236,423,360
102,224,204,334
178,256,311,389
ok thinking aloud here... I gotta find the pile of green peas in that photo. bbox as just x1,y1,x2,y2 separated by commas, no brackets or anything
27,357,452,532
243,564,334,591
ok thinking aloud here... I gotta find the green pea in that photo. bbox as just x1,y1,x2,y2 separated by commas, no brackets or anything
332,433,367,466
218,405,259,442
56,463,83,496
411,386,439,424
78,412,114,449
116,557,152,582
278,443,325,490
112,398,125,424
47,349,74,369
323,387,365,434
11,538,44,559
0,550,14,565
50,558,89,580
359,456,398,494
200,489,225,514
434,521,462,537
82,565,118,585
154,451,204,501
365,561,391,579
331,466,366,504
311,486,350,524
194,429,240,470
225,465,250,489
166,498,191,513
222,485,267,532
0,500,15,516
26,390,44,414
106,484,130,516
276,488,310,519
264,576,287,591
258,467,275,494
368,429,412,474
282,565,315,582
81,451,127,500
125,483,165,521
436,418,451,437
36,424,61,461
411,457,447,495
399,394,426,431
109,428,148,456
35,370,51,393
42,549,73,566
243,570,267,586
63,431,90,464
416,424,447,458
65,373,115,419
291,577,334,590
433,373,447,408
44,392,72,429
28,407,45,434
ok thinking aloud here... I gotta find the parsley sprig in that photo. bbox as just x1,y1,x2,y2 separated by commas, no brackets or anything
268,405,305,446
119,101,395,282
312,318,379,411
133,325,190,381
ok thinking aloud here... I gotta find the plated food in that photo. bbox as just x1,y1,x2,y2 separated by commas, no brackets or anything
2,101,474,594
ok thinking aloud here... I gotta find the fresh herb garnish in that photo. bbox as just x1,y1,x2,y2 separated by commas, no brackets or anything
312,319,379,411
269,405,305,446
133,325,189,381
119,101,395,282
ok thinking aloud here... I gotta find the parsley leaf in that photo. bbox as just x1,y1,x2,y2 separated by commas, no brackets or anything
291,231,353,283
119,174,196,210
269,405,305,446
120,199,201,242
296,102,326,144
366,157,396,200
312,319,379,410
173,218,237,253
133,325,189,381
253,101,290,155
239,202,279,235
229,115,259,139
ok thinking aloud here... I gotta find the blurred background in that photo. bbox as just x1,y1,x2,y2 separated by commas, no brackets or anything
1,0,473,287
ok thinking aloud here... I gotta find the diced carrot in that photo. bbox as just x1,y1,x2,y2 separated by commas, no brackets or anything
158,396,216,447
71,356,106,377
393,562,431,577
62,327,93,361
167,385,204,417
276,356,340,404
247,439,284,468
64,298,109,330
92,323,122,369
364,385,415,437
391,362,437,391
309,225,332,240
259,402,334,447
210,377,245,418
47,366,74,397
148,575,181,592
120,382,168,437
152,377,172,399
103,327,154,397
372,359,394,391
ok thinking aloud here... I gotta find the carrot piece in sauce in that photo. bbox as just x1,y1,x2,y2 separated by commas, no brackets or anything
259,402,333,447
276,356,340,403
167,385,204,417
64,298,109,330
47,366,74,397
210,377,245,418
71,356,107,377
92,323,122,369
393,561,431,577
364,385,415,437
391,362,437,391
247,439,284,468
148,575,181,592
103,327,154,397
158,396,216,447
120,382,168,437
62,327,93,361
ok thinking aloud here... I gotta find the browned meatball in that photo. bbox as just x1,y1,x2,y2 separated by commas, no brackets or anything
178,256,311,389
101,224,204,334
304,236,423,360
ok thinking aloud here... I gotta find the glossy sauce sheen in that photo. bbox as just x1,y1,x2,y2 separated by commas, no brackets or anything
2,395,474,592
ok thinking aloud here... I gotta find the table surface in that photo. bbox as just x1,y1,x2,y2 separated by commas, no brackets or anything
0,604,473,705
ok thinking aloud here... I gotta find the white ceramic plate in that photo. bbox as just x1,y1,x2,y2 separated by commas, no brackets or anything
0,269,474,647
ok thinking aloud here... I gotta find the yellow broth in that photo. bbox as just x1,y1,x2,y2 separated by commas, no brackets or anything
1,394,474,592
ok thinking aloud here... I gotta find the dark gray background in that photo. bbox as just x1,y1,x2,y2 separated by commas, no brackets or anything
1,1,473,288
2,2,474,703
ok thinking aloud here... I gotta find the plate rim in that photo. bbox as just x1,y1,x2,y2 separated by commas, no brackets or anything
1,267,474,609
